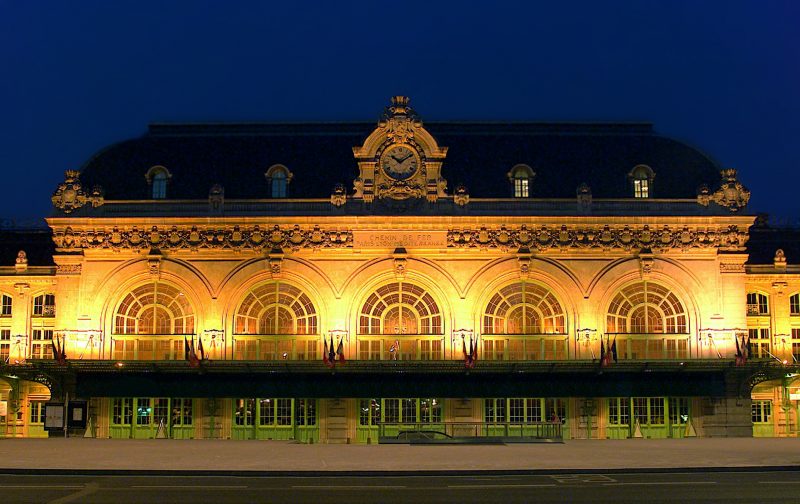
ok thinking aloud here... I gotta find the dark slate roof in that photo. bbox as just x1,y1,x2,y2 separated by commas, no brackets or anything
0,229,55,266
77,121,723,201
746,223,800,265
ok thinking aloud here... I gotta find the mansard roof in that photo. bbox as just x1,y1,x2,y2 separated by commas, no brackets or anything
77,120,722,202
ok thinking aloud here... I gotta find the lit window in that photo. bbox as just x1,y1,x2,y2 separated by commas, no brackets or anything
265,165,293,198
628,165,655,198
790,293,800,315
32,294,55,317
145,166,172,199
752,400,772,423
152,172,167,199
1,294,11,316
746,292,769,316
114,282,194,335
507,164,535,198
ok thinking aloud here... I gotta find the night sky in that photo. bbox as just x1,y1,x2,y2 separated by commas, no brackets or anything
2,1,798,225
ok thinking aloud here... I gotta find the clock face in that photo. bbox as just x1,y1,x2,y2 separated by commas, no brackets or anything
381,145,418,180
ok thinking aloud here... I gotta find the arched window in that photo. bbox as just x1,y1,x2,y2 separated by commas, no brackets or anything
145,166,171,199
234,282,317,335
606,281,687,334
114,283,194,334
628,165,655,198
265,165,293,198
747,292,769,316
790,293,800,316
483,282,566,334
507,164,535,198
359,282,442,335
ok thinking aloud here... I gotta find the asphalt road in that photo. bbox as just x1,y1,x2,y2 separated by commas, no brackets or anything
1,470,799,503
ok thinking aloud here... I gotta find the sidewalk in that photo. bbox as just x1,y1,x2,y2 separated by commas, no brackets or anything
1,438,799,474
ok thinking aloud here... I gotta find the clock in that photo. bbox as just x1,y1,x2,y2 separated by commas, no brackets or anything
381,145,419,180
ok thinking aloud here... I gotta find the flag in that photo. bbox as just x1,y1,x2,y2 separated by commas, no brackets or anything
610,336,618,364
461,336,468,361
198,336,206,361
744,334,752,361
600,338,606,367
323,338,330,367
187,337,200,368
184,336,191,361
336,336,345,363
51,337,66,365
328,335,336,364
735,334,743,366
471,334,479,365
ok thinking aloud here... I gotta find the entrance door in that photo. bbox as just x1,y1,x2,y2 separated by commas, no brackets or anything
110,398,133,438
357,399,380,443
232,398,256,440
169,398,194,439
133,398,169,439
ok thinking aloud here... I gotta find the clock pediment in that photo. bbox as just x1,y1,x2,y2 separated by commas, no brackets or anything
352,96,448,202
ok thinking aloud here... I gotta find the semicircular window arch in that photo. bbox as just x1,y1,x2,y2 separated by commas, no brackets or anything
359,282,442,335
606,281,687,334
234,281,317,335
483,282,566,335
114,282,194,335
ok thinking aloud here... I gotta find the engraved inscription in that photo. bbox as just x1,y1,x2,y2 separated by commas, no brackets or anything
353,231,447,248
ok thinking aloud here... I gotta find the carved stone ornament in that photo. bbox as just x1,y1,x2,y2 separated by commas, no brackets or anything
638,249,654,278
51,170,103,213
453,184,469,206
268,248,284,278
51,224,354,252
209,184,224,210
719,262,745,273
576,183,592,207
55,264,82,275
774,249,787,269
706,169,751,212
352,96,448,203
147,252,162,278
330,183,346,207
517,247,532,279
14,250,27,272
448,224,749,252
392,247,408,280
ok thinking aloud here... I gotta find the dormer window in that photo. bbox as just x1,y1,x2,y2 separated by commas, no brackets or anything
145,166,172,199
265,165,293,198
507,164,535,198
629,165,655,198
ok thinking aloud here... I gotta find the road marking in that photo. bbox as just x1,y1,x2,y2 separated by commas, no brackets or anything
550,474,617,484
47,482,100,504
130,485,248,489
448,484,557,488
292,485,406,489
0,485,84,489
603,482,717,486
759,481,800,484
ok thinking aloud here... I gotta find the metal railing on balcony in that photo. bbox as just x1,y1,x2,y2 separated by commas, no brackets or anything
605,333,691,360
480,334,569,361
109,335,194,361
747,303,768,316
231,335,319,361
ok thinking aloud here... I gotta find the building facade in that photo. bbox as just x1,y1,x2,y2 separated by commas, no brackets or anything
1,97,797,441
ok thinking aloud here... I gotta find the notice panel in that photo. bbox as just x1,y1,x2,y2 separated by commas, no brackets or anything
353,231,447,249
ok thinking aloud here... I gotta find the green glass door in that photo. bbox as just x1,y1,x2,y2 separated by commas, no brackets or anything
357,399,380,443
170,398,194,439
232,398,256,440
110,398,133,438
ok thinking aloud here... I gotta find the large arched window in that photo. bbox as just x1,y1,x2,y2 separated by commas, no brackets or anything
145,166,172,200
234,282,317,335
606,281,687,334
359,282,442,335
114,283,194,334
483,282,566,334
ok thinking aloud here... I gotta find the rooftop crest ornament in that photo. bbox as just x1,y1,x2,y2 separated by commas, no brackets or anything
705,168,751,212
51,170,104,213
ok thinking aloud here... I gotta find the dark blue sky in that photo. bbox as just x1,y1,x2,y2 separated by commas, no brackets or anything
2,0,798,224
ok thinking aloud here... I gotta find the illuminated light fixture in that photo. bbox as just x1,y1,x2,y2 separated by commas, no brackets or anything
115,362,124,368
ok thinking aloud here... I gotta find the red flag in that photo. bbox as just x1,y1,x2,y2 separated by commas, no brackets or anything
187,337,200,368
323,338,330,367
471,335,478,366
328,335,336,365
600,338,606,367
336,337,345,363
461,336,468,361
